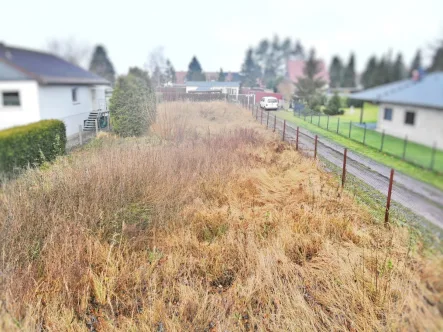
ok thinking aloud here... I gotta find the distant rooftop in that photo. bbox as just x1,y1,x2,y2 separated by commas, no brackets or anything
0,43,109,85
186,81,240,87
351,72,443,110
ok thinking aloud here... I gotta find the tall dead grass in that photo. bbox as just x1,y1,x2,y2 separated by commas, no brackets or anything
0,101,442,331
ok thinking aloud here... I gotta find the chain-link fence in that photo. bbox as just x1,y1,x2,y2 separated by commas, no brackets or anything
250,106,443,238
292,109,443,173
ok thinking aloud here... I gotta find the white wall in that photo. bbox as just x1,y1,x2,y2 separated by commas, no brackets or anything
377,103,443,148
0,81,40,130
186,86,239,96
39,85,106,136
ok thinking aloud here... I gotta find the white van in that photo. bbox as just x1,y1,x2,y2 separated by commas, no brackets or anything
260,97,279,111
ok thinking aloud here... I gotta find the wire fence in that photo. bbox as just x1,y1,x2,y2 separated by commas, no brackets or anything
292,109,443,173
245,104,443,237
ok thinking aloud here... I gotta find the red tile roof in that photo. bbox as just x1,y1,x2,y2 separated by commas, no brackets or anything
286,59,329,84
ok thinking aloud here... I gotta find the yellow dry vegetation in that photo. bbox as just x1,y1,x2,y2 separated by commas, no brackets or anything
0,102,442,331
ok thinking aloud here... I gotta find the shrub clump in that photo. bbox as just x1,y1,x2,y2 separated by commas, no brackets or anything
0,120,66,175
109,67,156,137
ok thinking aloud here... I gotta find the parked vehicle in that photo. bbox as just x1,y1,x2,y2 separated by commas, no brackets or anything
260,97,279,110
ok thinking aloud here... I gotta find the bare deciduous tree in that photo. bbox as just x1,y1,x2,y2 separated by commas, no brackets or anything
46,37,91,68
145,46,168,87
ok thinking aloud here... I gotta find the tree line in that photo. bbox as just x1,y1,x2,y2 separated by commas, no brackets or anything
330,42,443,89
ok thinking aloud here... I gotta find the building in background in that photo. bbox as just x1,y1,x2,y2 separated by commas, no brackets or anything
286,59,329,85
175,71,242,84
351,71,443,147
185,81,240,97
0,43,109,136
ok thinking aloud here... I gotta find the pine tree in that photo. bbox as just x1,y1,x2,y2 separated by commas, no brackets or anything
89,45,116,85
325,93,343,115
374,58,390,86
295,49,326,112
329,56,343,88
392,53,407,81
429,46,443,72
218,68,225,81
409,49,422,76
186,56,205,81
341,53,356,87
165,59,176,83
293,40,305,60
280,38,292,60
361,56,377,88
241,48,261,87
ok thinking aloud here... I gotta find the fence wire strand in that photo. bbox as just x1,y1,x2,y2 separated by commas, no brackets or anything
249,106,443,237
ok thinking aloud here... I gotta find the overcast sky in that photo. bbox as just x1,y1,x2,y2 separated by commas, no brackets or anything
1,0,442,74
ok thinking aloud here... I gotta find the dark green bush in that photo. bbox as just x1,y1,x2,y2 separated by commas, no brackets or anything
0,120,66,174
347,98,363,108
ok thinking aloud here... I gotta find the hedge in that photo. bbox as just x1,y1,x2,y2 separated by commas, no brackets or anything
0,120,66,174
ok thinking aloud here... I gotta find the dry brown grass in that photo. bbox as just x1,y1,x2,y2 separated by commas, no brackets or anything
0,101,442,331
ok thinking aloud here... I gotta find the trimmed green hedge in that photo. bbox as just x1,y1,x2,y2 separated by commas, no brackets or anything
0,120,66,174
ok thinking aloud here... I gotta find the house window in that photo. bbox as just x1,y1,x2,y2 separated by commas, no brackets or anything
2,92,20,106
383,108,393,121
72,88,78,103
405,111,415,125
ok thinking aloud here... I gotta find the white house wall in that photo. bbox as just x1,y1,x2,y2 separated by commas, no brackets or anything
0,81,40,131
377,103,443,148
39,85,106,137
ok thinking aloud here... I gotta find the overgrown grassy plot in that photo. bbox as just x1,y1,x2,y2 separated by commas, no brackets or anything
0,102,442,331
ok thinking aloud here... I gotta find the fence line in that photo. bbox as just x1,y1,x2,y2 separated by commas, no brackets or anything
249,105,443,232
292,110,442,173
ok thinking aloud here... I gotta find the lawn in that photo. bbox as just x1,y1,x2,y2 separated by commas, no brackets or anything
277,110,443,190
338,102,379,122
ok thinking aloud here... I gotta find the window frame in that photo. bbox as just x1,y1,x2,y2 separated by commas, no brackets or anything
72,87,78,103
2,91,21,107
404,111,415,125
383,108,393,121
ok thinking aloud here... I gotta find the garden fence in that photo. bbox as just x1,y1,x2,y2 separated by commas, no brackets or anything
292,109,442,173
245,104,443,233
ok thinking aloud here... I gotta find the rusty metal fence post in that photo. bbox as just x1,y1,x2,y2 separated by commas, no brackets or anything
282,120,286,141
314,135,318,159
385,169,395,224
266,111,269,128
273,115,276,132
380,130,385,151
402,135,408,160
430,142,437,170
296,126,299,151
342,148,347,187
260,109,263,125
363,123,367,145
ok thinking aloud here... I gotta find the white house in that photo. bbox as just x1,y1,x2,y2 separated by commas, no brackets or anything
185,81,240,97
0,43,110,137
352,71,443,148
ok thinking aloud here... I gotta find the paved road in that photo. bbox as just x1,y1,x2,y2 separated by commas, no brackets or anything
263,112,443,230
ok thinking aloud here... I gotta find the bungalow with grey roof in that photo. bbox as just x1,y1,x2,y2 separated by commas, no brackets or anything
351,71,443,148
